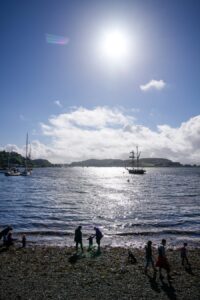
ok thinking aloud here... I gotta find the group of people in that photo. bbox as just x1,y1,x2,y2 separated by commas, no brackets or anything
74,227,190,281
0,226,26,248
1,225,190,280
74,226,103,253
144,239,190,280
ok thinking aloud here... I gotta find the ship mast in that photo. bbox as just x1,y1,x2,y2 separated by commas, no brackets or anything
25,133,28,171
129,150,135,168
136,146,141,168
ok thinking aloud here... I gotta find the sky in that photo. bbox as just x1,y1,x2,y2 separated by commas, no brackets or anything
0,0,200,164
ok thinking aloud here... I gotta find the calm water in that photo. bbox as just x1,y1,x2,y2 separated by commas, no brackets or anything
0,167,200,248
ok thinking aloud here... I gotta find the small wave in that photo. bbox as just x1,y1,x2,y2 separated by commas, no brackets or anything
114,229,200,237
15,230,73,236
71,190,87,194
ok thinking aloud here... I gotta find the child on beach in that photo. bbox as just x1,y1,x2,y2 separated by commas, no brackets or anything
22,234,26,248
180,242,190,266
5,232,15,248
144,241,156,273
156,239,171,280
93,227,103,253
87,235,94,251
128,249,137,264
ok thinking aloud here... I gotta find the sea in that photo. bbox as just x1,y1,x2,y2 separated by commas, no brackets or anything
0,167,200,249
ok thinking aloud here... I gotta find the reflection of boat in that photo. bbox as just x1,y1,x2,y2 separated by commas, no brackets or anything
126,146,146,175
21,133,32,176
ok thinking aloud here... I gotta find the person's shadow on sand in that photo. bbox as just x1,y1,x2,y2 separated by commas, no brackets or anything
90,249,101,258
0,246,8,253
160,277,177,300
146,272,160,293
68,252,86,264
185,265,194,276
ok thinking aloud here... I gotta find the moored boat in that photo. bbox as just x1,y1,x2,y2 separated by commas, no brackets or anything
5,168,21,176
126,146,146,175
4,151,21,176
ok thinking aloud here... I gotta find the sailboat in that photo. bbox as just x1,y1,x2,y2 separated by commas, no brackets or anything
4,151,21,176
126,146,146,175
20,133,32,176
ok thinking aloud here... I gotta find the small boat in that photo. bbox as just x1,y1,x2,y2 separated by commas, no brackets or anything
4,151,21,176
5,167,21,176
20,133,32,176
126,146,146,175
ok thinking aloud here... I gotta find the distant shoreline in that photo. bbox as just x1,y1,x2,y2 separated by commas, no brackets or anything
1,150,199,169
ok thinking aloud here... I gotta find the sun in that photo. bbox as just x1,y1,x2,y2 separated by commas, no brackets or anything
98,27,131,65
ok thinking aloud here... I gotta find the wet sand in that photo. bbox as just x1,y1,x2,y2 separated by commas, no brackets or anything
0,245,199,300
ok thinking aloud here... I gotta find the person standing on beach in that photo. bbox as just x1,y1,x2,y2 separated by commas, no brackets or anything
5,232,15,248
87,235,94,251
93,227,103,252
22,234,26,248
74,226,83,253
144,241,156,273
156,239,171,280
180,242,190,266
0,226,13,242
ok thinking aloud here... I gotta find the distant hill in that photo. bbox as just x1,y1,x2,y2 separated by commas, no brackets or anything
1,150,197,169
31,159,53,168
68,158,182,167
0,151,52,169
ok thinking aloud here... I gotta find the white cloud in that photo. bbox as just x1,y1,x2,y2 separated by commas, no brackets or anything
54,100,62,108
140,79,166,91
45,107,134,130
4,144,21,153
2,107,200,164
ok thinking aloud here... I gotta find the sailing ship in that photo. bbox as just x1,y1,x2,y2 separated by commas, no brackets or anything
126,146,146,175
20,133,32,176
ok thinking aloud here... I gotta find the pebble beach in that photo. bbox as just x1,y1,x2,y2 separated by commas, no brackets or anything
0,245,199,300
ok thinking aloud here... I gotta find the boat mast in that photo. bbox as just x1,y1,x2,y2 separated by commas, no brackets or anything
28,143,31,160
25,133,28,171
129,151,135,169
136,146,141,168
7,151,10,169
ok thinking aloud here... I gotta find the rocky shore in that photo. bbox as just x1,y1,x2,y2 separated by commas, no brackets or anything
0,245,199,300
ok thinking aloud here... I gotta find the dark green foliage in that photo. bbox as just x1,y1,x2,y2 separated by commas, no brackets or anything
0,151,24,168
32,159,52,167
0,151,52,169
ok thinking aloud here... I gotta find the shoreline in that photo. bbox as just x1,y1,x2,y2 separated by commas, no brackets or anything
9,231,200,250
0,245,199,299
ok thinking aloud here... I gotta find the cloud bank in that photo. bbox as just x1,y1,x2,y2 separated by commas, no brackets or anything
2,107,200,164
140,79,166,91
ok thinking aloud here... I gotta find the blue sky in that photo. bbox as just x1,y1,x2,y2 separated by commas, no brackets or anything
0,0,200,163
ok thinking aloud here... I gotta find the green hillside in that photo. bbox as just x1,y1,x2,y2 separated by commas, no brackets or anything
0,151,52,169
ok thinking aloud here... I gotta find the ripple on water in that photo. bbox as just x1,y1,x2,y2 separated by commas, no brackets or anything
0,167,200,248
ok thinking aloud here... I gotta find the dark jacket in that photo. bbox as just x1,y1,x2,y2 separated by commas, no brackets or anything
74,228,82,243
0,226,12,240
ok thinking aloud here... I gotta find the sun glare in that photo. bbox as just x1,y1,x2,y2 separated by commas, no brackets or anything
98,27,131,65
